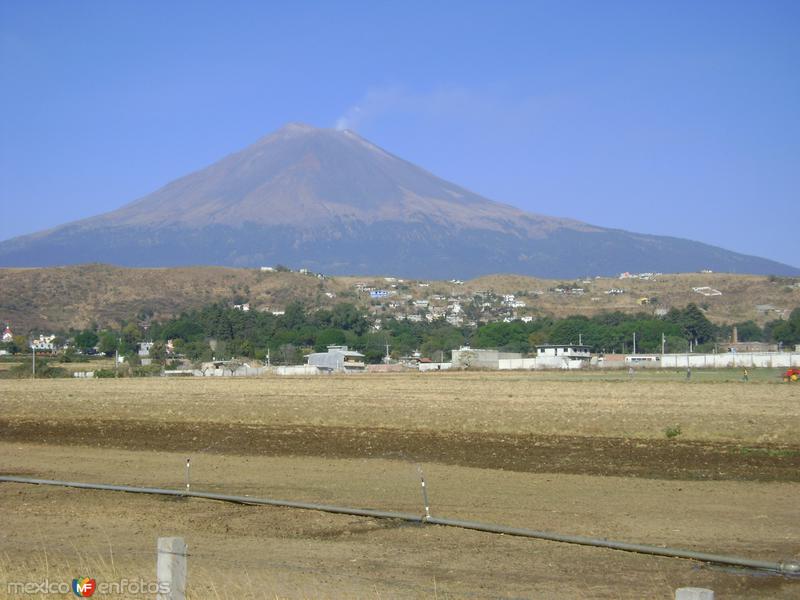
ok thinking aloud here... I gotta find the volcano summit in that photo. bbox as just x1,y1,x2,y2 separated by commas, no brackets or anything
0,123,796,278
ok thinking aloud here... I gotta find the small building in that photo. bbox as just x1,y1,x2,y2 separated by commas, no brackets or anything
451,347,523,369
2,325,13,343
306,345,365,373
31,334,57,352
535,344,592,360
138,341,154,357
693,287,722,297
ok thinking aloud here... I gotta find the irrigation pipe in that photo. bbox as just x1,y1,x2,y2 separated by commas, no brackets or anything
2,476,798,576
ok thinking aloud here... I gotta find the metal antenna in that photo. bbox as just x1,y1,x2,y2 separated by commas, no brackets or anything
417,465,431,521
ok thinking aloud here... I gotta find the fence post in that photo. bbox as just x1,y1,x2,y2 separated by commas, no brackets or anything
417,465,431,520
157,537,187,600
675,588,714,600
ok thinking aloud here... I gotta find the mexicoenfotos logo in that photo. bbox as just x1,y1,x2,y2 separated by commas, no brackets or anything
72,577,97,597
6,577,167,595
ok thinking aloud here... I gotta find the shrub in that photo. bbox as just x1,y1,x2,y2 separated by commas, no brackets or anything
9,359,68,378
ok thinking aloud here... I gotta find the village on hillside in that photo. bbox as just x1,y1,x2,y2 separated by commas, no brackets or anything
2,267,799,379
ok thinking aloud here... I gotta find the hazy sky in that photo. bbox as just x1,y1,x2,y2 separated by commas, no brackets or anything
1,1,798,266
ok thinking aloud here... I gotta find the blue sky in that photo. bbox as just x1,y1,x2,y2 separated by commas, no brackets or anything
1,0,798,267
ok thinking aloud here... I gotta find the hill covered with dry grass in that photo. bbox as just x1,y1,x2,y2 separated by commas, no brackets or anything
1,264,798,332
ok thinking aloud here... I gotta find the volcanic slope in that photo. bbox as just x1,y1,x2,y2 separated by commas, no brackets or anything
0,123,796,278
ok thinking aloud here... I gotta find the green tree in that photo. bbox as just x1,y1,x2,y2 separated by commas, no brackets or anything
9,335,28,354
281,301,307,330
314,328,347,352
149,341,167,364
74,330,99,352
472,321,534,353
666,304,715,344
767,307,800,347
727,321,763,342
98,331,118,355
331,303,369,334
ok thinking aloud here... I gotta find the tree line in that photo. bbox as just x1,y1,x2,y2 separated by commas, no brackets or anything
3,302,799,365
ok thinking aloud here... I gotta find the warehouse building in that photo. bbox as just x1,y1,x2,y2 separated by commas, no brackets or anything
306,345,366,373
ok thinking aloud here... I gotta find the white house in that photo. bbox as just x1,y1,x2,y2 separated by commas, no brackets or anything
31,334,57,352
306,345,365,373
535,344,592,360
2,325,13,342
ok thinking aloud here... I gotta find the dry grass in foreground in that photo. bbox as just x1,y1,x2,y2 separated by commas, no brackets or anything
0,371,797,444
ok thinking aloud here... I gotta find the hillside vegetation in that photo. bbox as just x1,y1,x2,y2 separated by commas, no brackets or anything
1,264,798,333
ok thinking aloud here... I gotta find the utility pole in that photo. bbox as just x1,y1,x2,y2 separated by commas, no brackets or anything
266,347,271,367
661,332,666,355
579,333,582,345
115,338,119,378
31,343,35,379
633,331,637,355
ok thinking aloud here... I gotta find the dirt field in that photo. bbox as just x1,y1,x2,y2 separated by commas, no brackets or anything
1,372,799,598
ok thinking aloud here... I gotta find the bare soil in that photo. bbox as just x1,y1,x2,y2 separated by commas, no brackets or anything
2,419,799,482
1,374,799,598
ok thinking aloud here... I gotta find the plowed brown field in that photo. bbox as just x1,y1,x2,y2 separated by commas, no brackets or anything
1,373,798,599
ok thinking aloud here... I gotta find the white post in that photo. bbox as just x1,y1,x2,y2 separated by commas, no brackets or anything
675,588,713,600
417,465,431,520
157,537,187,600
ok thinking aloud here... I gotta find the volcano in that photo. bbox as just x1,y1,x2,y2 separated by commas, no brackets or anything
0,123,796,278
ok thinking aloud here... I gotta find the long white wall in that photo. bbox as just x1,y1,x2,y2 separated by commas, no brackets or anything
275,365,322,375
495,352,800,370
498,357,592,370
659,352,800,369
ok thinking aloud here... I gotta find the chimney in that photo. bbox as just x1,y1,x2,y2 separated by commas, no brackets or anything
732,326,738,344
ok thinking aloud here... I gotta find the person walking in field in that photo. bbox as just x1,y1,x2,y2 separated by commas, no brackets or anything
686,367,692,381
743,368,749,382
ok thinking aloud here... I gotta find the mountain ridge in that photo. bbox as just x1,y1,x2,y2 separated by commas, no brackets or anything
0,123,797,278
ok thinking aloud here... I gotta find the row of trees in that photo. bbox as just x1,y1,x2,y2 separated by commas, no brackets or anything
5,303,799,365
